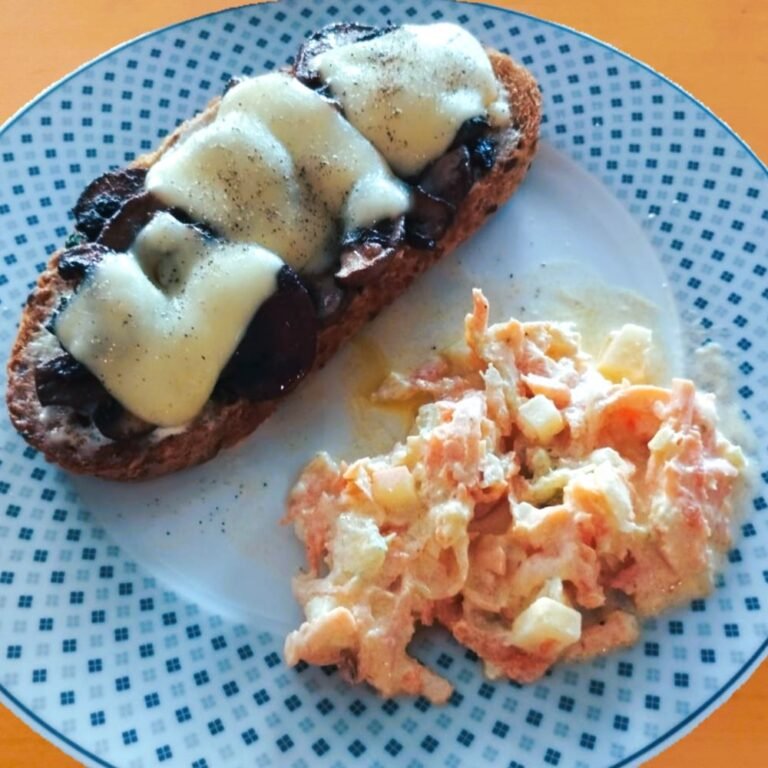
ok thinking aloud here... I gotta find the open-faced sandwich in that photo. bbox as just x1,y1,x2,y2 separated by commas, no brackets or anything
6,22,541,479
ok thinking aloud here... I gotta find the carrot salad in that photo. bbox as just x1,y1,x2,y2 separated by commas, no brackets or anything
283,290,746,703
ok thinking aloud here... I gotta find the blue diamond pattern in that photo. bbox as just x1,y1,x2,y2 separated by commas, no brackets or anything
0,2,766,768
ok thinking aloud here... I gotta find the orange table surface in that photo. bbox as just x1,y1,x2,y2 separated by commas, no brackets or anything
0,1,766,766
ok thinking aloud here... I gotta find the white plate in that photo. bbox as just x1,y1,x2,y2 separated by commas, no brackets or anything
0,2,766,767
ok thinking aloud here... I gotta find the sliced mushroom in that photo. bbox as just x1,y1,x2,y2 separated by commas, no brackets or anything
336,241,397,288
92,399,155,442
418,146,473,207
96,191,168,253
294,22,394,87
35,353,152,440
333,216,405,287
469,136,497,178
450,116,491,150
445,117,497,181
215,265,318,402
404,188,455,250
72,167,148,241
35,354,112,411
303,272,348,325
57,243,111,284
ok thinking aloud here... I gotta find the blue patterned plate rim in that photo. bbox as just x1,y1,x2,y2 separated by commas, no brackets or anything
0,2,765,767
2,2,765,177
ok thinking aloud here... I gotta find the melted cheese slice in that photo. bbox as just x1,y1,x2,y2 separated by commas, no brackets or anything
55,214,282,427
146,72,410,273
311,23,511,177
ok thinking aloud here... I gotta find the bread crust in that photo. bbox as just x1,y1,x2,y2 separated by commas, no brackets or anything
6,49,541,480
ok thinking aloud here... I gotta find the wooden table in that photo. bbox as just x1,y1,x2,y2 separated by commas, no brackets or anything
0,1,766,765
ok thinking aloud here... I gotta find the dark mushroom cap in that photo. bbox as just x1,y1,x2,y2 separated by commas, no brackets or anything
72,167,147,241
215,264,318,402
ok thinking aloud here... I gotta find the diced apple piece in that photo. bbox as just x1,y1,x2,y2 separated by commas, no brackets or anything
330,513,388,579
507,596,582,654
511,502,570,547
517,395,565,444
431,498,472,548
371,465,420,516
598,324,653,384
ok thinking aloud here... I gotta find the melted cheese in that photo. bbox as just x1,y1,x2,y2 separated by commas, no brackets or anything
311,24,511,177
55,214,281,426
53,24,510,427
146,72,410,273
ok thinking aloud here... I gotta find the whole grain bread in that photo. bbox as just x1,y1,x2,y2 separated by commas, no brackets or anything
6,49,541,480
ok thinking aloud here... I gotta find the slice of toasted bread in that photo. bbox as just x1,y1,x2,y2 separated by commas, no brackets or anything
6,48,541,480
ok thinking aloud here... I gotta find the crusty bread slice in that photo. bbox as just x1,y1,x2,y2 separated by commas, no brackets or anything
6,49,541,480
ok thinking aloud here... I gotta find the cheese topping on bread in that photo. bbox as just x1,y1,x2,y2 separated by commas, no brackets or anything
147,72,410,273
56,25,512,428
55,214,282,426
312,23,511,176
